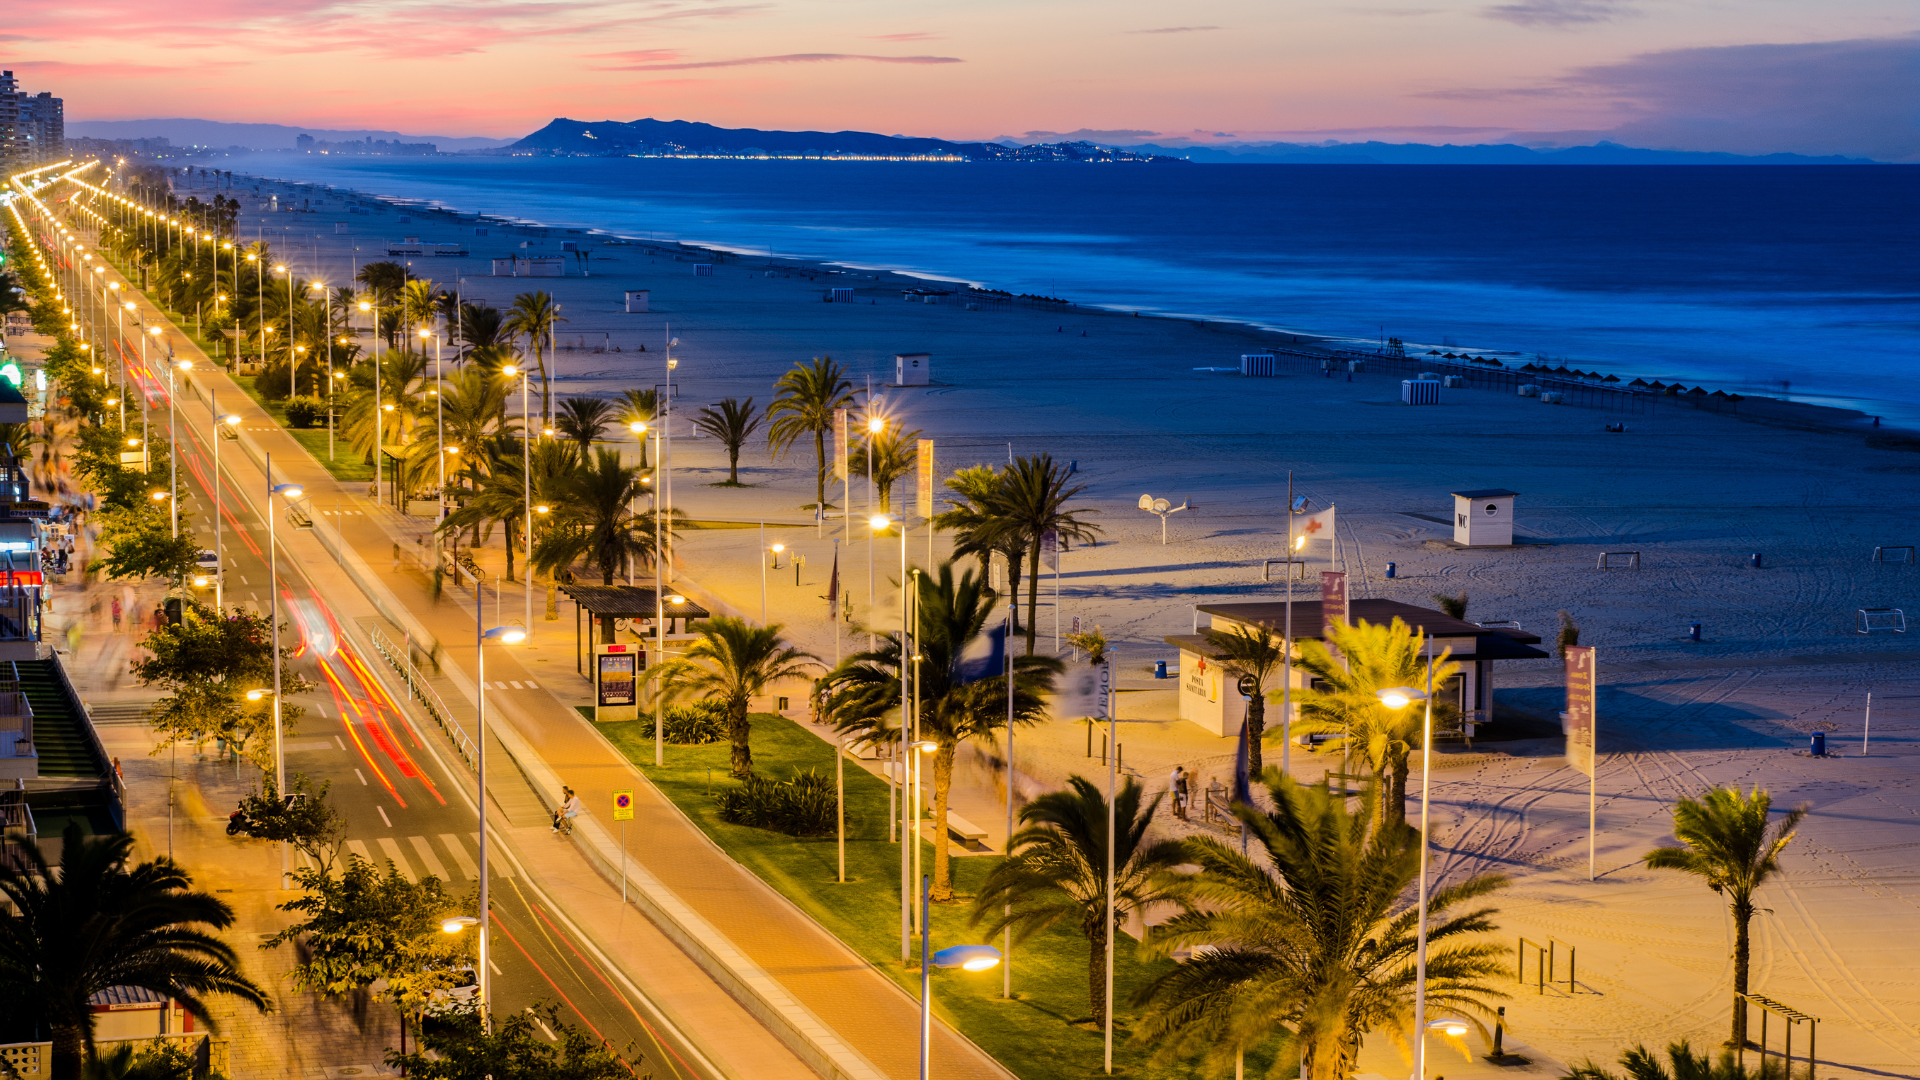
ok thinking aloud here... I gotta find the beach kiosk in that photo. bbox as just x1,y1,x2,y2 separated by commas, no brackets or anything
894,352,931,386
624,290,650,313
1165,599,1548,738
1452,489,1518,546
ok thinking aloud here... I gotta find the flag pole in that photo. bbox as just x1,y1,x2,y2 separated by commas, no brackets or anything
1282,471,1293,774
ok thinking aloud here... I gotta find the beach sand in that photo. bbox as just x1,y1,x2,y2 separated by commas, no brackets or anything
217,171,1920,1077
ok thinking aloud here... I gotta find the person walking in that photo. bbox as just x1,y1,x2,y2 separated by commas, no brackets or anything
111,597,123,632
1170,764,1190,821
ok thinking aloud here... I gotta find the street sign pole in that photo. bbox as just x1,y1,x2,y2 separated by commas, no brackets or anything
612,789,635,903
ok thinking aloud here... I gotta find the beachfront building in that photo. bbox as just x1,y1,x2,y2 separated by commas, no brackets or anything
1164,599,1548,738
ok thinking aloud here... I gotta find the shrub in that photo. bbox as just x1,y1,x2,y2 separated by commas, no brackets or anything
284,396,325,428
713,768,838,836
1556,610,1581,659
255,361,294,400
636,700,727,744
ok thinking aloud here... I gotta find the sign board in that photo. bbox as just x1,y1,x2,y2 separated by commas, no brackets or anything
1320,571,1348,627
1236,672,1259,699
832,408,849,481
594,644,639,722
612,790,634,821
1041,529,1059,573
1094,659,1112,722
915,439,934,518
1564,645,1596,776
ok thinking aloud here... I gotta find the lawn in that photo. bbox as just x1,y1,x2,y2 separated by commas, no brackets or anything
224,373,372,483
601,713,1278,1080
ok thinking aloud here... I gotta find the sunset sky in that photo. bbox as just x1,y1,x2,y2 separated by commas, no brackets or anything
7,0,1916,158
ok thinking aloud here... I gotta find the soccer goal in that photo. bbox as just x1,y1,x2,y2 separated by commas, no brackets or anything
1871,546,1915,564
1857,608,1907,634
1263,558,1307,582
1597,552,1640,571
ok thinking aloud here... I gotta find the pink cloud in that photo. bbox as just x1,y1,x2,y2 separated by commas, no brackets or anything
599,52,963,71
864,32,942,42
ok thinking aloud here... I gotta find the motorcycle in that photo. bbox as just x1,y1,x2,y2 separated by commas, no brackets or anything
226,808,254,837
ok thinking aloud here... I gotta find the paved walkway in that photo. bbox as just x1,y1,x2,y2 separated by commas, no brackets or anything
89,251,1008,1080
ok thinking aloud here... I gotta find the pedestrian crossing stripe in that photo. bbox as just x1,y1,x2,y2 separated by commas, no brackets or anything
339,833,507,882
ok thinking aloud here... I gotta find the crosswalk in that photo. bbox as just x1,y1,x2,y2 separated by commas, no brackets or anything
485,680,541,690
332,832,510,883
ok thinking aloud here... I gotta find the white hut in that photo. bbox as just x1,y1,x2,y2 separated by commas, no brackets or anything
894,353,931,386
1452,489,1518,546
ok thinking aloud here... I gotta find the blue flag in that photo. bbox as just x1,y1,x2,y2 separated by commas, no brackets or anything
1232,718,1253,805
956,621,1009,685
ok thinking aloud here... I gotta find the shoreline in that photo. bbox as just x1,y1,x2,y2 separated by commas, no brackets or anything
226,166,1914,443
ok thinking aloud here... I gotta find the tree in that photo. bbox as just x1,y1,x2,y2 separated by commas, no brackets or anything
443,440,577,584
767,356,857,517
656,616,818,778
1643,786,1807,1047
1131,777,1508,1080
553,396,615,459
1431,591,1468,620
693,396,764,485
1563,1040,1782,1080
619,388,659,469
0,824,270,1080
848,424,921,513
399,279,443,343
1204,622,1287,775
265,854,473,1039
821,562,1061,898
384,1007,628,1080
934,464,1026,632
80,1040,198,1080
972,775,1189,1028
987,454,1100,655
1290,617,1459,831
529,450,677,626
232,773,344,865
131,601,313,769
93,506,201,584
503,291,564,423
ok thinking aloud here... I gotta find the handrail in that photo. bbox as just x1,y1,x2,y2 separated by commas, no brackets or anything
367,624,477,771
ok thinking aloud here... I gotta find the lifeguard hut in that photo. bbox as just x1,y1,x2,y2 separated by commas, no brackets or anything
894,353,931,386
1453,489,1518,546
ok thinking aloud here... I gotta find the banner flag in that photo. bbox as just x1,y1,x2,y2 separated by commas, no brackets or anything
826,546,840,614
1041,529,1059,573
915,439,935,518
1565,645,1596,777
1294,506,1336,549
832,408,849,481
1320,571,1348,627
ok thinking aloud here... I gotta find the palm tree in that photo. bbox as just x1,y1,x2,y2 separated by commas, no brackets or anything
820,562,1061,899
767,356,857,516
554,396,616,459
530,447,666,585
399,279,442,345
971,775,1190,1029
1643,786,1807,1047
693,397,765,485
1564,1040,1783,1080
1204,621,1286,775
1131,777,1508,1080
456,301,506,356
935,464,1026,633
0,824,270,1080
1291,616,1460,830
987,454,1100,655
338,349,428,467
848,425,921,514
657,616,818,777
503,291,565,423
620,388,660,468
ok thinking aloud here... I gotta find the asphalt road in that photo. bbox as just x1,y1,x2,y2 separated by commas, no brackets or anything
154,384,705,1080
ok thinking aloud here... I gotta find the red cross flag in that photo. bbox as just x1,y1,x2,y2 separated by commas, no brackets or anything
1291,506,1336,549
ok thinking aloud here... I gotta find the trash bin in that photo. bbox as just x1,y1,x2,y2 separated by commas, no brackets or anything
1750,553,1763,568
1811,732,1826,757
1689,622,1702,642
1154,659,1168,679
1385,562,1397,579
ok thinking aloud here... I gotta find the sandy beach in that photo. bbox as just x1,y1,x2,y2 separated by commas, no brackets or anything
197,170,1920,1077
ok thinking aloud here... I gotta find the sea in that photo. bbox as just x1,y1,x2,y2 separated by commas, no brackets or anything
224,154,1920,425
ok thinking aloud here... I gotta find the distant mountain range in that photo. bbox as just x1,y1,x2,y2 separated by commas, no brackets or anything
1112,140,1877,165
507,118,1177,162
66,119,515,153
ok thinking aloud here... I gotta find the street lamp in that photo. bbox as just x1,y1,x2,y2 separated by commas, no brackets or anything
475,621,527,1029
866,414,885,651
503,364,533,637
267,464,304,889
212,408,242,611
360,298,382,502
1377,642,1437,1080
873,512,914,959
918,878,1001,1080
168,359,192,538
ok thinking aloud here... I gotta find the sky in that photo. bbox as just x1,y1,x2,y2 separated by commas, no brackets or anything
6,0,1917,159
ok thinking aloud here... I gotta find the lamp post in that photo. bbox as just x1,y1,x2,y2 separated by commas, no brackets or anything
475,621,527,1029
359,299,380,501
213,403,241,612
502,364,534,637
866,414,884,651
663,340,678,584
918,876,1001,1080
425,328,444,522
873,513,913,960
1376,638,1437,1080
265,461,304,889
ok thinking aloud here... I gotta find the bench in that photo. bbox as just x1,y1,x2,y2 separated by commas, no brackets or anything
943,811,989,845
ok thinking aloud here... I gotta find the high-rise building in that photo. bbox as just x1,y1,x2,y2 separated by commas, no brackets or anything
0,71,20,171
21,92,62,164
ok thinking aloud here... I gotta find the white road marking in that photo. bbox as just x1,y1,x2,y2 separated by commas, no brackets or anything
377,805,392,828
345,838,373,863
377,837,417,882
471,832,511,876
409,835,449,879
355,768,368,786
440,834,479,878
335,735,347,751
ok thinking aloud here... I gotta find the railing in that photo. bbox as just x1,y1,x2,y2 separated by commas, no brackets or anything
367,625,477,772
1259,346,1659,415
44,656,124,829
